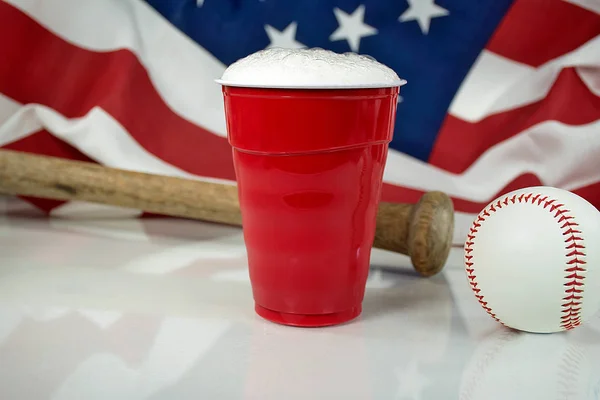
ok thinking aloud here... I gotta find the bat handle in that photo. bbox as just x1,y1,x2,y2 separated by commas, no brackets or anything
374,191,454,277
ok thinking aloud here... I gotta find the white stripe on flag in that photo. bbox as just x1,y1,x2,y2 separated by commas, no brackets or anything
450,36,600,122
448,50,533,121
453,211,479,245
564,0,600,14
577,66,600,96
383,119,600,201
0,96,234,185
50,202,144,219
0,93,41,145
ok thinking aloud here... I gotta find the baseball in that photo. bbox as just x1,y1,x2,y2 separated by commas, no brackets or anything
464,186,600,333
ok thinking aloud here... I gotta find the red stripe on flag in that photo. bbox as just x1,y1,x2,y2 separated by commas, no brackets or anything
0,2,236,181
487,0,600,67
381,175,600,214
429,68,600,174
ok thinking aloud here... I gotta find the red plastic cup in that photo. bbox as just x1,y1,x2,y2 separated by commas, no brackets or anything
221,84,399,327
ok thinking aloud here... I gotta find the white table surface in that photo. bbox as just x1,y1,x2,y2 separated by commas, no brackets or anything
0,196,599,400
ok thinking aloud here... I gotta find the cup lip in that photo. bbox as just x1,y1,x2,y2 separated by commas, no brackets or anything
214,78,407,90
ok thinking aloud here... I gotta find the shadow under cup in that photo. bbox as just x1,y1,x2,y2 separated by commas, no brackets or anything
222,85,399,327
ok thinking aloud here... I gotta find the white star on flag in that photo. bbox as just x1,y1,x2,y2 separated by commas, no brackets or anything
399,0,449,35
265,22,305,49
196,0,204,6
329,5,378,52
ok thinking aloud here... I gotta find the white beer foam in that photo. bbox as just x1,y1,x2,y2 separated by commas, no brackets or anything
217,48,406,89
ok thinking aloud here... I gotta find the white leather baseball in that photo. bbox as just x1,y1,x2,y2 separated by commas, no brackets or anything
464,186,600,333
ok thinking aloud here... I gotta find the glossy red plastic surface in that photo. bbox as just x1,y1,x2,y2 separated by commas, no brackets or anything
222,86,399,327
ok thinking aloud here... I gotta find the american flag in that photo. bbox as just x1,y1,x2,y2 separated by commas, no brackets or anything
1,0,599,244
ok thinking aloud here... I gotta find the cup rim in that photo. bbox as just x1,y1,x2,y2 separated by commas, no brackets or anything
214,78,407,90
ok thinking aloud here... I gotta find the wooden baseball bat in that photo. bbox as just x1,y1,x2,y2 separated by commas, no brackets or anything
0,149,454,276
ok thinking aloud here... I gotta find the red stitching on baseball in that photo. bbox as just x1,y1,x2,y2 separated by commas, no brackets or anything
465,192,587,330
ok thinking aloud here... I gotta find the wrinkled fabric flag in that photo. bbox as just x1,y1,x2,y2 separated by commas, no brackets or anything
0,0,599,243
